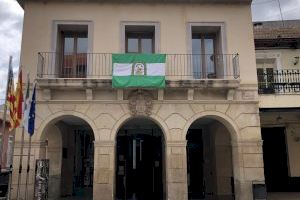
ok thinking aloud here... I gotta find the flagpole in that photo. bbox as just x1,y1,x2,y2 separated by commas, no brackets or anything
16,126,25,200
15,68,25,200
0,56,13,172
23,81,36,200
24,135,32,200
7,132,16,200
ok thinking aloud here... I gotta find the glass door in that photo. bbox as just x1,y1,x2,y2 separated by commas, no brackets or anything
116,134,163,200
192,33,216,79
61,31,88,77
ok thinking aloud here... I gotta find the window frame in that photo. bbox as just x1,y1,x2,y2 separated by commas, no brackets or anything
125,31,155,53
187,22,227,78
121,22,160,53
51,21,93,78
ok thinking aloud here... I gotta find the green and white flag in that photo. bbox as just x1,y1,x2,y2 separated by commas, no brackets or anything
112,54,166,88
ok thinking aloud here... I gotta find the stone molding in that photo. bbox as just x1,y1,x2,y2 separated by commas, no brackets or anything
128,90,153,116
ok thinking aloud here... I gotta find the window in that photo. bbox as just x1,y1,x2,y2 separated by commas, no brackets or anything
192,32,216,79
57,25,88,78
190,25,225,79
256,58,277,94
125,25,155,54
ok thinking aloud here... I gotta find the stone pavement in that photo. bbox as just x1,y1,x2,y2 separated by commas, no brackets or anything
267,193,300,200
49,188,92,200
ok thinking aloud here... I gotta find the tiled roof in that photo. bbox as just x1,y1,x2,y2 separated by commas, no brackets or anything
254,20,300,39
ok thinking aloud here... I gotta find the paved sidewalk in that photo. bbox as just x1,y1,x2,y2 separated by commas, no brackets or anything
268,193,300,200
49,187,92,200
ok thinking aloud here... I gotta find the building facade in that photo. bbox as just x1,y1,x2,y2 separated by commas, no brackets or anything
254,20,300,199
13,0,264,200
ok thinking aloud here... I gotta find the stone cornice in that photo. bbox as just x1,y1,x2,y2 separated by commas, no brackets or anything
18,0,251,8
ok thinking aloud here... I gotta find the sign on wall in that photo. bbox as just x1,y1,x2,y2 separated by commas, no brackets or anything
34,159,49,200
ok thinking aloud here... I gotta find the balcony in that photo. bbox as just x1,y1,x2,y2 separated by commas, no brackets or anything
37,52,240,89
257,69,300,94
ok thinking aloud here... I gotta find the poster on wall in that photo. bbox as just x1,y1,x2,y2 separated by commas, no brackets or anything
34,159,49,200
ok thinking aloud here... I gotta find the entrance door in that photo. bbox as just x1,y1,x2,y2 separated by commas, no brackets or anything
116,133,163,200
187,129,205,199
262,127,300,192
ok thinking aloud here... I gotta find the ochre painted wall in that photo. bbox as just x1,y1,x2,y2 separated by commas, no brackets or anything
20,2,257,85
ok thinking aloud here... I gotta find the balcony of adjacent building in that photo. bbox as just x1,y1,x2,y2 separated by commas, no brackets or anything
257,69,300,94
257,68,300,108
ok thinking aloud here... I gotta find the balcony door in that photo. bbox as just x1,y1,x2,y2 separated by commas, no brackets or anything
192,33,216,79
61,31,88,78
256,58,277,94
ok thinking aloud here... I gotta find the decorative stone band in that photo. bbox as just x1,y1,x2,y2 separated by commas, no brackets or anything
112,53,166,88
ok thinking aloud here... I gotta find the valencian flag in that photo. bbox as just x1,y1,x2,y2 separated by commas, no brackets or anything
24,83,36,135
7,64,15,131
13,69,23,129
112,54,166,88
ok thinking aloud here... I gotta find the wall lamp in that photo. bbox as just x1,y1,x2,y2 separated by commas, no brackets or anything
294,56,300,65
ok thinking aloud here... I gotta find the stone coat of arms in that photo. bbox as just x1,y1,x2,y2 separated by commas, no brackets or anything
128,90,153,116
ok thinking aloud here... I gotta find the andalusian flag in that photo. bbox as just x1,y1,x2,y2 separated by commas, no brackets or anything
112,54,166,88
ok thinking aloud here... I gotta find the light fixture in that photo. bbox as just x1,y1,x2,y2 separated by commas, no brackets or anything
294,56,299,65
276,114,283,124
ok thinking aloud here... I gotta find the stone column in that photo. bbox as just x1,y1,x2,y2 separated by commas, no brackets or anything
93,141,115,200
166,141,188,200
232,140,265,200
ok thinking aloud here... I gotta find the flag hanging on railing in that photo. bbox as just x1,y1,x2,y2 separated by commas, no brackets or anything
112,54,166,88
7,64,15,131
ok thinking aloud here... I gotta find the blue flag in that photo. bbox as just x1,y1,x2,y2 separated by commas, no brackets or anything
28,83,36,136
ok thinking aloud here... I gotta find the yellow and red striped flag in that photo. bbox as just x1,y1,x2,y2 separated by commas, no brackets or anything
7,65,15,131
13,69,23,129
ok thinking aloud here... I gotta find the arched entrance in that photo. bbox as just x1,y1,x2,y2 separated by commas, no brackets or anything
186,117,235,200
115,117,165,200
41,115,95,200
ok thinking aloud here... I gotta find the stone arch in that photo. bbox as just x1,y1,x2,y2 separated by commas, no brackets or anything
36,111,98,142
110,113,169,141
37,111,97,199
183,111,240,142
184,110,244,200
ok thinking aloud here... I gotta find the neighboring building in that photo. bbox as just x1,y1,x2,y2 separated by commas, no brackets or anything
254,20,300,199
0,109,14,170
14,0,262,200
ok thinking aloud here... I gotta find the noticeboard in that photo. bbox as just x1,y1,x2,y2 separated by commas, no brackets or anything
34,159,49,200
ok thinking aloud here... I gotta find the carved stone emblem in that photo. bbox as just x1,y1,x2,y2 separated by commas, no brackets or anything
128,90,153,116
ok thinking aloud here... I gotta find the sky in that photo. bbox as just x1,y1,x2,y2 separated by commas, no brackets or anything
0,0,300,100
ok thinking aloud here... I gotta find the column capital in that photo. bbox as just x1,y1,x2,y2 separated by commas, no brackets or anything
94,141,115,148
166,141,187,147
231,140,263,147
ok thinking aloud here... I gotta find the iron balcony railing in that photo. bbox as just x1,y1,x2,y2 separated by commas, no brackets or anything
257,69,300,94
37,52,240,80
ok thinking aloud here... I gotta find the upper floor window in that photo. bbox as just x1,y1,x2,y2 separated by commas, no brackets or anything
125,25,155,54
57,25,88,78
190,25,224,79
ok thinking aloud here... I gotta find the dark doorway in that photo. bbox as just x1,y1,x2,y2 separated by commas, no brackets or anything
186,129,204,199
186,118,235,200
60,125,94,199
115,118,164,200
262,127,300,192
